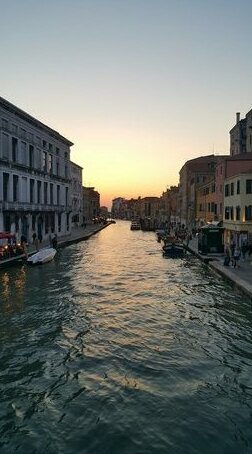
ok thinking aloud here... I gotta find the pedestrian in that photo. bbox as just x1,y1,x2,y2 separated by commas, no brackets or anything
233,246,241,268
52,233,57,249
32,232,39,251
241,242,248,260
224,245,230,266
20,234,28,259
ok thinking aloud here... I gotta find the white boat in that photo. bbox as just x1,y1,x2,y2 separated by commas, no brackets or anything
27,247,57,265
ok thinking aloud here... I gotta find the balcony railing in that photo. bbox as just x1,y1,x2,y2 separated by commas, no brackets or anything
1,201,68,213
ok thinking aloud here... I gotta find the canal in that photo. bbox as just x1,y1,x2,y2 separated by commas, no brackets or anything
0,221,252,453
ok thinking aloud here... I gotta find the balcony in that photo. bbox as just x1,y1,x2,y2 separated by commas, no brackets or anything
1,201,66,213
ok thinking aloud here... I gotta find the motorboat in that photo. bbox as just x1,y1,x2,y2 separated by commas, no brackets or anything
163,244,185,258
27,247,57,265
162,242,185,258
130,220,141,230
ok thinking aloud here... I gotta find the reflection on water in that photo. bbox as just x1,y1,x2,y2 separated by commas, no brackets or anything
0,266,26,313
0,221,252,454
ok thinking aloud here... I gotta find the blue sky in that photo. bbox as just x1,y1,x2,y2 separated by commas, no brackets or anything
1,0,252,207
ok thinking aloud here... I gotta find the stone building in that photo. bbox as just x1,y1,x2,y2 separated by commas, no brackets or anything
223,172,252,246
82,186,100,224
70,161,83,227
179,155,226,229
230,110,252,156
195,178,217,226
0,96,73,242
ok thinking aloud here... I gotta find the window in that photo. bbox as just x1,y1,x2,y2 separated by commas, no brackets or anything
50,183,53,205
56,147,59,155
3,173,9,201
246,180,252,194
65,187,68,206
30,179,35,203
21,141,27,165
43,151,47,172
37,181,41,203
225,184,230,197
12,137,18,162
13,175,19,202
211,202,216,213
29,145,34,168
49,143,53,151
43,140,47,148
56,159,60,176
230,182,234,196
245,205,252,221
21,177,27,202
225,206,230,220
64,151,68,159
236,206,240,221
2,133,9,159
230,206,234,220
237,180,240,194
57,185,60,204
65,165,68,178
36,148,41,169
44,182,48,204
48,154,53,174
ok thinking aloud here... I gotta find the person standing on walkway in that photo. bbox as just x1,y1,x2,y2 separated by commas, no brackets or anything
241,242,247,261
233,246,241,268
32,232,39,252
52,233,58,249
20,234,28,259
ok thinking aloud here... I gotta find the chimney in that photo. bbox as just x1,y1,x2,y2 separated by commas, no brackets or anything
236,112,240,124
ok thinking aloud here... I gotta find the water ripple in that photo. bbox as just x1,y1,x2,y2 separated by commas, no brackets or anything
0,221,252,453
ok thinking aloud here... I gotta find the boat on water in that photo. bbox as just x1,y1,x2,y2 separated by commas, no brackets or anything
130,220,141,230
27,247,57,265
162,242,185,258
162,234,185,258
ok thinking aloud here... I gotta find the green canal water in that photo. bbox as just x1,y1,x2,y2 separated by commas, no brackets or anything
0,221,252,453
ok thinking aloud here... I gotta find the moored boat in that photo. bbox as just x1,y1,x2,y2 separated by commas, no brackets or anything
162,243,185,258
27,247,57,265
130,220,141,230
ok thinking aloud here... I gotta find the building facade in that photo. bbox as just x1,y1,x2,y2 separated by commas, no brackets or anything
195,178,217,225
82,186,100,224
70,161,83,227
179,155,225,229
223,173,252,246
0,97,73,242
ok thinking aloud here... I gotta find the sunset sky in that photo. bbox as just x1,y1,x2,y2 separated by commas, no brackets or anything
1,0,252,208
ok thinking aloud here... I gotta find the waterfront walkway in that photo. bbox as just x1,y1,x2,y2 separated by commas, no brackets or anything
186,237,252,298
0,222,110,269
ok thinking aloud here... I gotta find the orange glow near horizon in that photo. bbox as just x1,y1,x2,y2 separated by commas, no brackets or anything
71,133,182,209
